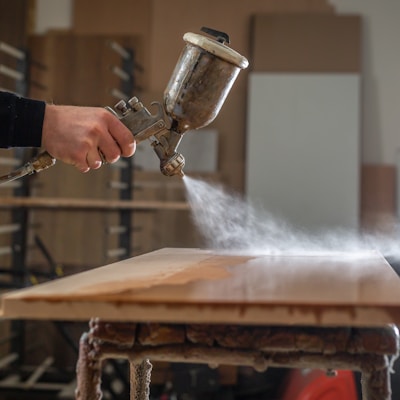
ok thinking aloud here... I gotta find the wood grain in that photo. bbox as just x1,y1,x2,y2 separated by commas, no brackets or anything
2,248,400,327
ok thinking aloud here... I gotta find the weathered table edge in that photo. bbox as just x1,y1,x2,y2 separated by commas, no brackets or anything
2,299,400,328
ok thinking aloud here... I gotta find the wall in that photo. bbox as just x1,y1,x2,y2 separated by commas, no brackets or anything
330,0,400,166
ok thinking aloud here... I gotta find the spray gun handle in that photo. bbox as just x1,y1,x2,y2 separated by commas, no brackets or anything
106,97,170,143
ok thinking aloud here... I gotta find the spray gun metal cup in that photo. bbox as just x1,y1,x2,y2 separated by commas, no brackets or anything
164,27,249,135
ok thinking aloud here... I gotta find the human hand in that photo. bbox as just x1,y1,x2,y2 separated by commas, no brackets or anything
41,104,136,173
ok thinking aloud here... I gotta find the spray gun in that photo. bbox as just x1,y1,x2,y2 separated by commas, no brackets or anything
0,27,248,183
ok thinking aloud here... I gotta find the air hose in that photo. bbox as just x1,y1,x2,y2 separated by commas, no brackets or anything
0,151,56,184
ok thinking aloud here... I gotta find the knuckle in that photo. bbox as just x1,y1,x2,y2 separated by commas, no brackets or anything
99,108,114,124
88,123,102,139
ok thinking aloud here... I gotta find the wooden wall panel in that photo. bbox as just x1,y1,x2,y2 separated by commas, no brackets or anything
361,164,397,233
251,14,362,72
73,0,152,89
0,0,32,90
0,0,29,47
28,32,145,105
149,0,335,93
73,0,152,36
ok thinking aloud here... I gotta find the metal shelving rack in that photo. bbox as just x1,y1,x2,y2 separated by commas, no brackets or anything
0,38,140,399
0,40,73,396
105,41,138,263
0,40,31,289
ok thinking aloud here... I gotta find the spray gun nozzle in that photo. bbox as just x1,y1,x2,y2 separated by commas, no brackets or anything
159,151,185,178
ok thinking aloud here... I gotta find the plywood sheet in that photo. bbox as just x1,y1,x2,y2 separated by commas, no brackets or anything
251,14,361,72
2,248,400,327
149,0,335,92
361,165,396,232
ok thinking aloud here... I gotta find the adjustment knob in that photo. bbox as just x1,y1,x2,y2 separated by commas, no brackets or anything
128,97,143,112
115,100,128,114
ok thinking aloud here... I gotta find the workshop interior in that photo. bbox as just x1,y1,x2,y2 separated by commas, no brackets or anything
1,0,400,399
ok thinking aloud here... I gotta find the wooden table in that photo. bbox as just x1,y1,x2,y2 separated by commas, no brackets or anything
1,248,400,399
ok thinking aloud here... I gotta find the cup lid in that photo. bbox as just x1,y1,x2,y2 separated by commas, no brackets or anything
183,32,249,69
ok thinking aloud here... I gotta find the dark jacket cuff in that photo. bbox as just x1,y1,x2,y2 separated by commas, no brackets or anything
0,91,45,148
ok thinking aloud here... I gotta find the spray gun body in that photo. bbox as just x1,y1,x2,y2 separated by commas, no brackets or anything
107,27,248,178
105,98,185,177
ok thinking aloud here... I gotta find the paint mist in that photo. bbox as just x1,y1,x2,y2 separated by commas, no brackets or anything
183,175,400,260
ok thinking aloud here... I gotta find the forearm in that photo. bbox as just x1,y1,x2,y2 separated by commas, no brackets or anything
0,91,45,148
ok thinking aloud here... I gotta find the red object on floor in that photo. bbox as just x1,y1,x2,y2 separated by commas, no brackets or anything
281,369,358,400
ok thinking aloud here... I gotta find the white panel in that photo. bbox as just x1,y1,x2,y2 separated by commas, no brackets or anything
246,73,360,233
133,129,218,173
35,0,73,34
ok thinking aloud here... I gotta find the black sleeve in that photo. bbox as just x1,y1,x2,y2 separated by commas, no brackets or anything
0,91,45,148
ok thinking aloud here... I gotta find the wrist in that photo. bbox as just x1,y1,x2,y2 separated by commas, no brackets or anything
42,104,59,148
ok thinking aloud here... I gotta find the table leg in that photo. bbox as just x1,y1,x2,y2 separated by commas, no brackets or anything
130,359,153,400
361,362,392,400
75,332,102,400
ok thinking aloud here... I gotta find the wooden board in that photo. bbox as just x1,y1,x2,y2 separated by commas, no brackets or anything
2,248,400,327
